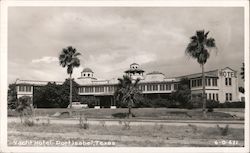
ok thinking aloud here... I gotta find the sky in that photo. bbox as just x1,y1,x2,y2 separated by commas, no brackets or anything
8,7,245,86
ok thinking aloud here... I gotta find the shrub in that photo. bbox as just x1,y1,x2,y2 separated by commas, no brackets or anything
186,102,194,109
112,112,135,118
122,120,131,130
188,124,198,134
16,96,33,124
79,116,89,129
80,96,99,108
99,120,106,128
23,118,34,127
219,102,245,108
217,124,229,136
207,107,214,112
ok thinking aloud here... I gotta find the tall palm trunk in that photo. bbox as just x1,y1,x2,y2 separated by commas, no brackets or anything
69,74,72,108
201,64,207,118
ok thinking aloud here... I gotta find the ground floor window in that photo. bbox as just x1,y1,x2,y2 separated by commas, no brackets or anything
225,93,232,101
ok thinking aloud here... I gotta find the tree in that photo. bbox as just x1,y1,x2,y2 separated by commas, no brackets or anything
60,78,80,107
171,78,191,108
33,80,79,108
59,46,81,108
33,82,62,108
116,75,141,118
240,62,244,81
8,83,17,109
16,96,33,123
239,86,245,94
185,30,216,118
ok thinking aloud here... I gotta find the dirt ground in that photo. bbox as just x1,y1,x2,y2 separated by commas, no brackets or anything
8,122,244,147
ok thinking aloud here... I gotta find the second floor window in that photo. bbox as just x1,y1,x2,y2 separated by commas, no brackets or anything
229,78,232,85
19,85,31,92
225,78,232,86
153,84,158,91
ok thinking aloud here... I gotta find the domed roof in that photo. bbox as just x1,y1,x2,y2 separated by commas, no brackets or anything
130,63,139,66
82,67,93,73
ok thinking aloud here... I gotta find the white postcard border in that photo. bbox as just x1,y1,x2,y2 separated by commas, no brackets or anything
0,0,249,153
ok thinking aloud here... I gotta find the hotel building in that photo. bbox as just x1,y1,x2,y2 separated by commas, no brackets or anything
15,63,241,108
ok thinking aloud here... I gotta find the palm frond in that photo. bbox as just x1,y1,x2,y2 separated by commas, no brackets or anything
205,31,209,38
196,30,205,43
206,38,216,48
59,46,81,75
197,49,210,64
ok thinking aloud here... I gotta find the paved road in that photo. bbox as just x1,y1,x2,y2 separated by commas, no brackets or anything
8,117,244,128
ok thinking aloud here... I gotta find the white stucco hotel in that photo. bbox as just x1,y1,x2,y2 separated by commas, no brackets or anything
15,63,242,108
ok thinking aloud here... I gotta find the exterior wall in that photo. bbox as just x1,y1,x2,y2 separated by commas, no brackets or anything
144,73,165,82
190,76,219,101
217,68,239,103
16,85,33,99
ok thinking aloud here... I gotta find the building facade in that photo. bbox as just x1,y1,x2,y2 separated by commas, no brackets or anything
15,63,242,108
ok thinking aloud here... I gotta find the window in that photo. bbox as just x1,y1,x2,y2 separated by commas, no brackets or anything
100,86,104,92
160,84,165,91
226,93,229,101
83,74,85,76
212,93,215,100
141,85,145,91
19,86,24,92
197,79,202,87
95,86,100,92
19,86,31,92
153,84,158,91
88,73,90,77
147,85,152,91
229,93,232,101
208,78,211,86
166,84,171,90
26,86,31,92
205,78,211,86
228,78,232,86
174,84,178,90
216,93,219,101
212,78,217,86
209,93,211,100
79,87,84,93
225,78,228,85
85,87,93,93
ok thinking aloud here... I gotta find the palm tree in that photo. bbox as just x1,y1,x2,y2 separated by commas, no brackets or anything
16,96,33,123
59,46,81,108
240,62,244,81
185,30,216,118
116,75,141,118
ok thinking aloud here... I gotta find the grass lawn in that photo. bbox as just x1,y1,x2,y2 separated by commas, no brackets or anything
8,122,244,147
8,108,245,120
